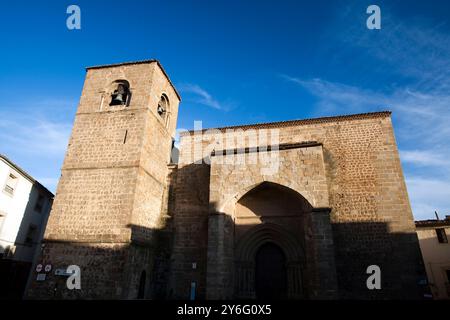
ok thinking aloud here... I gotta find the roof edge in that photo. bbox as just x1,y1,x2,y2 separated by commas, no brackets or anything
180,111,392,136
85,59,181,101
0,154,54,197
415,219,450,228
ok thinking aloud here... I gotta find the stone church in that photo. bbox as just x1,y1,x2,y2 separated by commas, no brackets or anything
26,60,425,300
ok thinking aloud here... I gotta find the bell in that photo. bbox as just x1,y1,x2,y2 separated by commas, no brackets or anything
117,84,126,93
110,93,124,105
110,83,128,105
157,105,166,115
114,93,124,103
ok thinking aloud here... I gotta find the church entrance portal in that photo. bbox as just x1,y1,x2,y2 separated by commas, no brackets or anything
255,242,287,299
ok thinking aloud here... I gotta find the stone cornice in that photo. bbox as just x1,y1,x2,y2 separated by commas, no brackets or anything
180,111,392,136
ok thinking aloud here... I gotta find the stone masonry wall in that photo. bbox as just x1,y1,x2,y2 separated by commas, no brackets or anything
173,112,425,299
27,61,180,299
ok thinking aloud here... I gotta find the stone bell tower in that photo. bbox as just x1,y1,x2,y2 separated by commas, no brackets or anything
26,60,181,299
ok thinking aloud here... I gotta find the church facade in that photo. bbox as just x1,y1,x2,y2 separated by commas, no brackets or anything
26,60,425,299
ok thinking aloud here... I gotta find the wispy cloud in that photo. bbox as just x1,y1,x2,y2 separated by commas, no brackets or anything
282,9,450,220
400,150,450,168
283,76,450,219
340,13,450,92
0,100,75,193
281,75,386,114
178,83,234,111
406,177,450,220
0,116,71,156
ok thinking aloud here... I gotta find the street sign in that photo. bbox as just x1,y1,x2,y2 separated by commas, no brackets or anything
55,268,74,277
36,273,46,281
35,264,43,273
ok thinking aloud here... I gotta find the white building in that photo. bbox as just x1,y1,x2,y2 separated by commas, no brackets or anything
0,154,53,298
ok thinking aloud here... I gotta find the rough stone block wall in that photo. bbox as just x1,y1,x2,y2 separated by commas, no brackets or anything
305,209,338,299
206,145,333,298
63,111,144,169
210,145,329,211
44,167,137,243
24,58,421,299
168,162,210,299
26,242,128,299
130,167,166,243
122,244,156,299
173,112,425,299
27,61,180,299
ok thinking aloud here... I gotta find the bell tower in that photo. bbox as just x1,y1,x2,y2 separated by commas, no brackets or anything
26,60,181,299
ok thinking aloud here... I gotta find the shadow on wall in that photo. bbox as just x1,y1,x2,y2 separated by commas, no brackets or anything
209,214,428,300
24,222,173,300
331,222,428,299
167,161,430,300
169,162,429,300
23,213,429,300
25,166,180,301
21,161,429,300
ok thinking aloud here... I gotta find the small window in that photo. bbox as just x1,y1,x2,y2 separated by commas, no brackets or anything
436,228,448,243
157,94,169,119
4,173,18,196
110,80,130,106
25,225,37,246
34,194,45,213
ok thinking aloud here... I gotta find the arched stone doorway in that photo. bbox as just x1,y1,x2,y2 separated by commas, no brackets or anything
233,182,308,299
234,222,305,299
255,242,287,299
207,181,338,299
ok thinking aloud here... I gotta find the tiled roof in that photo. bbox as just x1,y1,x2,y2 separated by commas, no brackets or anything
415,219,450,228
85,59,181,101
181,111,392,135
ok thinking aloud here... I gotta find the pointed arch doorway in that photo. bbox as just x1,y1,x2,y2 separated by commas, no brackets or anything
207,181,338,299
233,181,309,299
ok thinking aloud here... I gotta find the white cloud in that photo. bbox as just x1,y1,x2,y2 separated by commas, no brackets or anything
325,4,450,92
282,12,450,220
178,83,232,110
0,117,71,156
0,105,73,193
282,76,386,114
400,150,450,168
406,177,450,220
284,76,450,220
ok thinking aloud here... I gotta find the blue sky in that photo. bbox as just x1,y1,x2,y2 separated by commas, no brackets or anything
0,0,449,220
